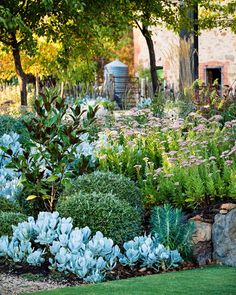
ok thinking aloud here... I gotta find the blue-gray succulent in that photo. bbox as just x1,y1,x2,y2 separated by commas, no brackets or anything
0,132,22,201
119,234,182,271
0,212,120,283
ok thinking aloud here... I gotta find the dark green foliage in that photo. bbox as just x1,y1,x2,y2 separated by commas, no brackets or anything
6,89,98,212
0,115,18,137
0,211,27,236
57,192,142,245
63,171,143,213
0,197,21,213
0,115,30,142
151,204,195,258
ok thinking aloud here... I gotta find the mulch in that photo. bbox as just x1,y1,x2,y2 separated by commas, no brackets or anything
0,261,198,295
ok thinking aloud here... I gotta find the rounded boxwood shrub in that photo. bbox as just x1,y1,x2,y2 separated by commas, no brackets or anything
0,211,27,236
63,171,143,213
57,192,142,245
0,197,21,213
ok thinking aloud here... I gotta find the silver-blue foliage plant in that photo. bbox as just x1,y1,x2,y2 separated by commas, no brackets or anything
0,212,120,283
0,132,22,201
119,234,182,271
137,97,152,109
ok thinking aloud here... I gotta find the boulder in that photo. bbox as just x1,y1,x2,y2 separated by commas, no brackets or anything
192,220,212,266
192,221,212,244
212,208,236,267
220,203,236,211
193,242,212,266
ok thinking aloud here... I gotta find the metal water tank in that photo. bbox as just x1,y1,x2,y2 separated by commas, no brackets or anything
104,59,129,100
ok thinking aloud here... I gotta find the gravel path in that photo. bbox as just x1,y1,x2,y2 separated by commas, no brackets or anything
0,273,66,295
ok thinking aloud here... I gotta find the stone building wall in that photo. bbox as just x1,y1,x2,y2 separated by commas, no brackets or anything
133,26,236,91
199,28,236,87
133,26,180,91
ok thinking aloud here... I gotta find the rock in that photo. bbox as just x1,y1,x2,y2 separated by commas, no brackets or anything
219,209,228,214
220,203,236,211
212,208,236,267
191,214,202,221
138,267,147,273
192,221,212,266
192,221,212,244
193,242,212,266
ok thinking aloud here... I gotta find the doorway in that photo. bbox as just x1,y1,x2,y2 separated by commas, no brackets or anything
205,67,223,90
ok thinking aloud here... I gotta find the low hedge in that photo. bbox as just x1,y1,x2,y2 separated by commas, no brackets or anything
0,211,27,236
0,197,21,213
57,191,142,245
63,171,143,213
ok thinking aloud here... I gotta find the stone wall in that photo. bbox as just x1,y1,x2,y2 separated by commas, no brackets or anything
133,26,236,91
133,26,180,92
191,203,236,267
199,28,236,86
212,205,236,267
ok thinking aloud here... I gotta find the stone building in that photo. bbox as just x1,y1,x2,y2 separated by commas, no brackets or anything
133,25,236,93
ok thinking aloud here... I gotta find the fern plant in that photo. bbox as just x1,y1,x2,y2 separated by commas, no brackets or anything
150,204,195,258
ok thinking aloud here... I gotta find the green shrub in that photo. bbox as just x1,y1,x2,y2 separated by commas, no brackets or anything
151,204,195,258
0,211,27,236
0,115,18,137
57,192,142,245
0,115,30,142
7,91,98,212
0,197,21,213
63,171,143,213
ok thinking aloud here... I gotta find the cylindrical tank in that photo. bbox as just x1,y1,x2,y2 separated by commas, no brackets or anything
104,59,129,100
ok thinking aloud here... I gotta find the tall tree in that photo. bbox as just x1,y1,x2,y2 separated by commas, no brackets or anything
122,0,180,95
115,0,234,95
0,0,83,105
0,0,128,104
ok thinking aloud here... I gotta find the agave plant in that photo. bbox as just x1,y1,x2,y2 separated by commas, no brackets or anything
150,204,195,258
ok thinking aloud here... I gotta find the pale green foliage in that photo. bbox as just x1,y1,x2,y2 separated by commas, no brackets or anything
99,110,236,208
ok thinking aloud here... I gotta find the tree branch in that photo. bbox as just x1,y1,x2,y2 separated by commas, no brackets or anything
15,0,27,15
0,35,13,46
134,19,144,34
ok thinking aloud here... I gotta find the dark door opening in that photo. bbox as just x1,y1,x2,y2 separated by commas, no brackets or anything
206,67,222,90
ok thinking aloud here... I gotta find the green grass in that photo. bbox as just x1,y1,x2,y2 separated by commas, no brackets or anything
25,265,236,295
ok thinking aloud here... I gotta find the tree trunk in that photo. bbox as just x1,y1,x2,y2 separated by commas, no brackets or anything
193,1,199,81
142,25,159,95
12,37,28,106
35,75,40,98
60,81,64,98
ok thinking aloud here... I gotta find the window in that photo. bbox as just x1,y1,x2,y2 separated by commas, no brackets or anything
205,67,223,90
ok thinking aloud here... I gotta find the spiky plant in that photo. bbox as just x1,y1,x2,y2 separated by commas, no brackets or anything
150,204,195,258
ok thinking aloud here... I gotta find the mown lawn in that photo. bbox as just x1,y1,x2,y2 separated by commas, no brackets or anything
27,265,236,295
